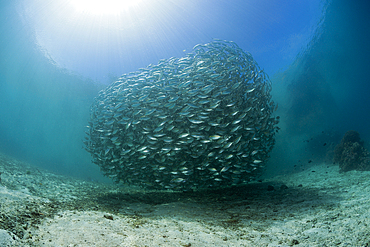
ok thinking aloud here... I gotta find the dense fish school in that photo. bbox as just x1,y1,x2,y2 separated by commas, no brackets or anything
85,40,279,190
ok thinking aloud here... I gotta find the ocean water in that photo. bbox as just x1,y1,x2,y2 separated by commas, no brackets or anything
0,0,369,184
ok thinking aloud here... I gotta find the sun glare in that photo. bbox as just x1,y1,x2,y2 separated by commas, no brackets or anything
70,0,142,15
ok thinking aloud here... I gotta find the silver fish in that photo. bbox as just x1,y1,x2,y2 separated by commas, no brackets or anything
85,39,278,191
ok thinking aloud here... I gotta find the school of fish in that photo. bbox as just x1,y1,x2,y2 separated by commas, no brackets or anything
84,39,279,190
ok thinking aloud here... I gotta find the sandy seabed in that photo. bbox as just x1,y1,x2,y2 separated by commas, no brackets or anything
1,153,370,247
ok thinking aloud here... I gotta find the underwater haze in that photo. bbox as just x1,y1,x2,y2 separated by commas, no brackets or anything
0,0,369,183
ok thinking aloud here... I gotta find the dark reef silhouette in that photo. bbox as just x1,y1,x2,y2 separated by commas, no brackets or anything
334,130,370,172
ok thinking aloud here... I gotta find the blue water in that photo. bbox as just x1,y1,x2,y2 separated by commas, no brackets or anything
0,0,368,182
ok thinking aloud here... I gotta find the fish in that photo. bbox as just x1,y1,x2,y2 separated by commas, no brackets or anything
85,39,278,191
188,118,204,124
171,178,186,183
209,135,222,141
179,133,190,138
220,166,230,173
